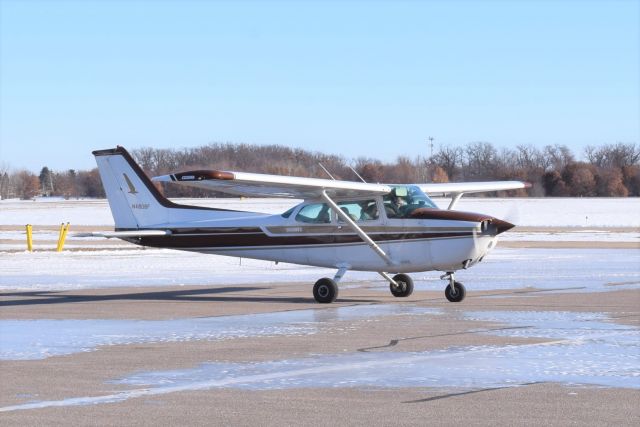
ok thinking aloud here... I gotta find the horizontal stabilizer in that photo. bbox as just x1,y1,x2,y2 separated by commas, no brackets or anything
74,230,171,239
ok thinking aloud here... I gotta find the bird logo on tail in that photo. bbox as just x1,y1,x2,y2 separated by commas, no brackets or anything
123,173,138,194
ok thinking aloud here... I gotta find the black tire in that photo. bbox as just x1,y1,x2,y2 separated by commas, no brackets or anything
313,278,338,303
390,273,414,297
445,281,466,302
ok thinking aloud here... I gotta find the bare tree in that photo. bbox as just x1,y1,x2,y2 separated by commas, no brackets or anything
355,158,385,183
585,143,640,169
0,163,10,199
622,165,640,196
76,168,105,198
429,165,449,183
464,142,500,180
596,168,629,197
562,163,597,196
13,170,40,200
53,169,80,199
431,146,463,180
18,141,639,198
544,144,574,171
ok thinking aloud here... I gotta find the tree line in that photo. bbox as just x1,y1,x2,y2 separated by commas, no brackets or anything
1,142,638,200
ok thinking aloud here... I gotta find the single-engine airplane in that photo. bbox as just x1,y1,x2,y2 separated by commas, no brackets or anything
82,146,529,303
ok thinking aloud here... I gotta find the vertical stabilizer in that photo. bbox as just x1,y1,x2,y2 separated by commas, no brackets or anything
93,147,171,229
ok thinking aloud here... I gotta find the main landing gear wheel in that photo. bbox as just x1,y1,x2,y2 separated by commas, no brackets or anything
313,278,338,303
390,273,414,298
445,281,466,302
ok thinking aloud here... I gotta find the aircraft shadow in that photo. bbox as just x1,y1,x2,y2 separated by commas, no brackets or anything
0,287,374,307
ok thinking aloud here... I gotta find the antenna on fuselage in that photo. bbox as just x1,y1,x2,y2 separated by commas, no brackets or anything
318,163,336,180
348,166,367,183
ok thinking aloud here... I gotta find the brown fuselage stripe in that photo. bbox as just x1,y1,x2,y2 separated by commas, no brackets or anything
133,230,475,249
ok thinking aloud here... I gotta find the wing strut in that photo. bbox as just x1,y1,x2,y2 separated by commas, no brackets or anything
447,193,464,210
320,190,396,266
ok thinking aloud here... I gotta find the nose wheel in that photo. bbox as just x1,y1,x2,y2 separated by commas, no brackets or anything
441,272,466,302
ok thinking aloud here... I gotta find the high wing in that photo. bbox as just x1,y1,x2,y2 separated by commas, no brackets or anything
420,181,530,196
152,170,392,199
419,181,531,209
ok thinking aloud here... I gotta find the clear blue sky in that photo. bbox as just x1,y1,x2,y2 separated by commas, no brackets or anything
1,0,638,172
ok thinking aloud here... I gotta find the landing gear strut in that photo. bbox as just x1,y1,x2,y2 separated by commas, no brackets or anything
380,272,414,298
441,271,466,302
312,266,347,303
389,273,414,297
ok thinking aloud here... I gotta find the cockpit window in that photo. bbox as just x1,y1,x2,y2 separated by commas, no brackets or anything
295,203,332,223
336,199,379,222
383,185,438,219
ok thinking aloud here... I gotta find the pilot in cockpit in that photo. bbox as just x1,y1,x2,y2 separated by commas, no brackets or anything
387,188,408,217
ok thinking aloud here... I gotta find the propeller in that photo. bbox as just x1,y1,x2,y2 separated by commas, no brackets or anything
468,202,519,268
501,201,521,227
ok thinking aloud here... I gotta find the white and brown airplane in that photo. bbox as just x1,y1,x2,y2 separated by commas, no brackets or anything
83,146,529,303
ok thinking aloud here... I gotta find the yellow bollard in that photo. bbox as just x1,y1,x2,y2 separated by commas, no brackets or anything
60,222,70,252
56,223,65,252
56,222,70,252
26,224,33,252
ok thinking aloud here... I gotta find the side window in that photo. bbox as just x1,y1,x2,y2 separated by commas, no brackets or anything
337,200,379,222
383,194,396,218
295,203,331,223
383,193,410,219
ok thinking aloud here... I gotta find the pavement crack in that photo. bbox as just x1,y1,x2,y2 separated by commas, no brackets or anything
403,382,543,404
356,326,532,352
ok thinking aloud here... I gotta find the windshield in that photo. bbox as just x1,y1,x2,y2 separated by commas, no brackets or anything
383,185,438,218
281,206,296,218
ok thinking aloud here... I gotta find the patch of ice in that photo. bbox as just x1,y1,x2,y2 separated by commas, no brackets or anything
109,310,640,391
0,305,439,360
2,309,637,412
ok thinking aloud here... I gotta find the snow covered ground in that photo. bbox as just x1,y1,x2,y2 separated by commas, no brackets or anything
1,197,638,292
1,247,638,293
1,197,639,227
